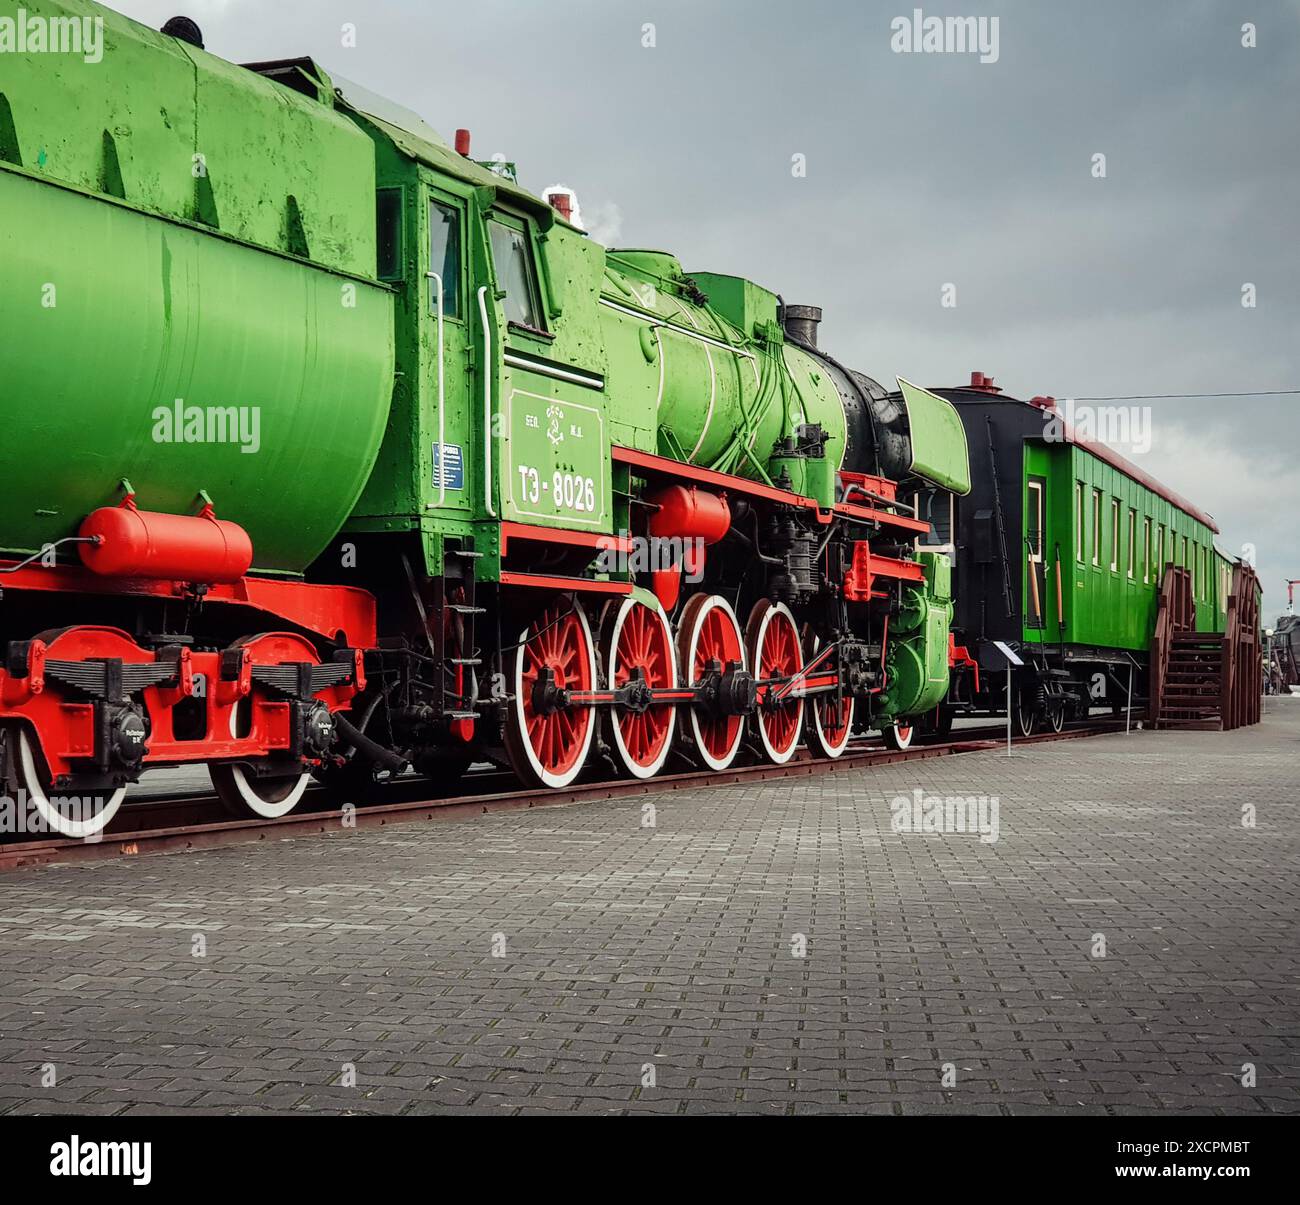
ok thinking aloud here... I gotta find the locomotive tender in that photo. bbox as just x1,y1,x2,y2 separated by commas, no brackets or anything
0,1,973,837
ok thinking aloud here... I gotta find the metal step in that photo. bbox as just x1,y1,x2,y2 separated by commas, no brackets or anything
448,604,486,615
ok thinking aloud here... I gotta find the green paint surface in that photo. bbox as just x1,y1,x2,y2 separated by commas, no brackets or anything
1022,441,1229,650
0,0,394,571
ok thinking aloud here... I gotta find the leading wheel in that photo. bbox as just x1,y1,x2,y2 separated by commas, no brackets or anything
676,593,747,771
882,723,915,751
746,600,804,764
9,727,126,839
804,635,854,759
503,597,597,789
601,598,677,780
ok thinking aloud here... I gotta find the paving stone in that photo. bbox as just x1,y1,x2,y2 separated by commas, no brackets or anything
0,709,1296,1114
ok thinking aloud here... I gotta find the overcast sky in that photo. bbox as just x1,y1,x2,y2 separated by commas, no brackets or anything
108,0,1300,618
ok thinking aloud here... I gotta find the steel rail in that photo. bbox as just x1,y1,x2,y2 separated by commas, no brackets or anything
0,722,1124,873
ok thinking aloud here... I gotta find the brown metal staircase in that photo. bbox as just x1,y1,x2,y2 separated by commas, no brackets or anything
1149,563,1262,730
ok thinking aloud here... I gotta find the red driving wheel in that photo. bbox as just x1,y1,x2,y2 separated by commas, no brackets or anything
601,598,677,779
676,594,747,770
746,599,804,764
504,597,597,788
805,633,854,759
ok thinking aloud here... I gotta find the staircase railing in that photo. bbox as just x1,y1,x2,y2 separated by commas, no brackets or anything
1148,565,1194,725
1223,562,1262,730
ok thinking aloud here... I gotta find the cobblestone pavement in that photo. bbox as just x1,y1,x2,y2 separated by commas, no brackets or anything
0,706,1296,1116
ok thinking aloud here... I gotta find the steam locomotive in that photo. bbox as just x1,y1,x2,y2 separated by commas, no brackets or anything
0,1,971,837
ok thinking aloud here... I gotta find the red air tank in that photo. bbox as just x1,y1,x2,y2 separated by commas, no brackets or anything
646,485,731,611
78,499,253,583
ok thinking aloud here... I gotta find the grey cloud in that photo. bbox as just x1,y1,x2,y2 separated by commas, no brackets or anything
106,0,1299,616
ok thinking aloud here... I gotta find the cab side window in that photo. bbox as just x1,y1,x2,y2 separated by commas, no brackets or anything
429,199,462,318
488,217,543,331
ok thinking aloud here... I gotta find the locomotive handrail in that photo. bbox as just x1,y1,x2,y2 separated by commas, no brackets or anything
477,285,497,518
428,271,446,508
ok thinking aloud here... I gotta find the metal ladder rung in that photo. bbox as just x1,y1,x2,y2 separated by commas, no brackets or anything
448,604,485,614
450,549,483,558
445,710,479,720
449,657,482,666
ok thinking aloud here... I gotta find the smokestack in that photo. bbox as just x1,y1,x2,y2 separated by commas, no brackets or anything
783,304,822,348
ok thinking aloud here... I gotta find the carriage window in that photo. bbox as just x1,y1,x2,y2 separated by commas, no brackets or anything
1143,517,1152,582
429,200,462,318
1109,498,1120,572
488,217,543,331
915,489,954,548
1091,489,1102,565
1127,509,1137,578
1075,482,1084,561
1027,479,1044,563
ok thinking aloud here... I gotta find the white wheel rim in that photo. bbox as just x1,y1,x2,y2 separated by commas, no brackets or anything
220,765,310,819
220,706,310,819
511,602,597,789
606,599,677,780
808,637,854,758
682,595,746,771
19,730,125,840
889,724,914,750
750,601,804,764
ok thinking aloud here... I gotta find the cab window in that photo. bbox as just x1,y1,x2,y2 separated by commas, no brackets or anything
488,217,543,331
429,199,462,318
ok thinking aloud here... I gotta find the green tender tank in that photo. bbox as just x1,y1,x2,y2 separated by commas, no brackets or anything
0,0,393,572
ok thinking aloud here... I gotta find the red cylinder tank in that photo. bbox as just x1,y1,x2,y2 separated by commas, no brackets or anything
78,502,253,583
646,485,731,611
647,485,731,544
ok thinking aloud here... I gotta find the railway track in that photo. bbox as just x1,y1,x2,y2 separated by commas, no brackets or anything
0,721,1124,873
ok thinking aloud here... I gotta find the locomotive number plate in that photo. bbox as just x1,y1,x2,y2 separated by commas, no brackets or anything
504,388,607,527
